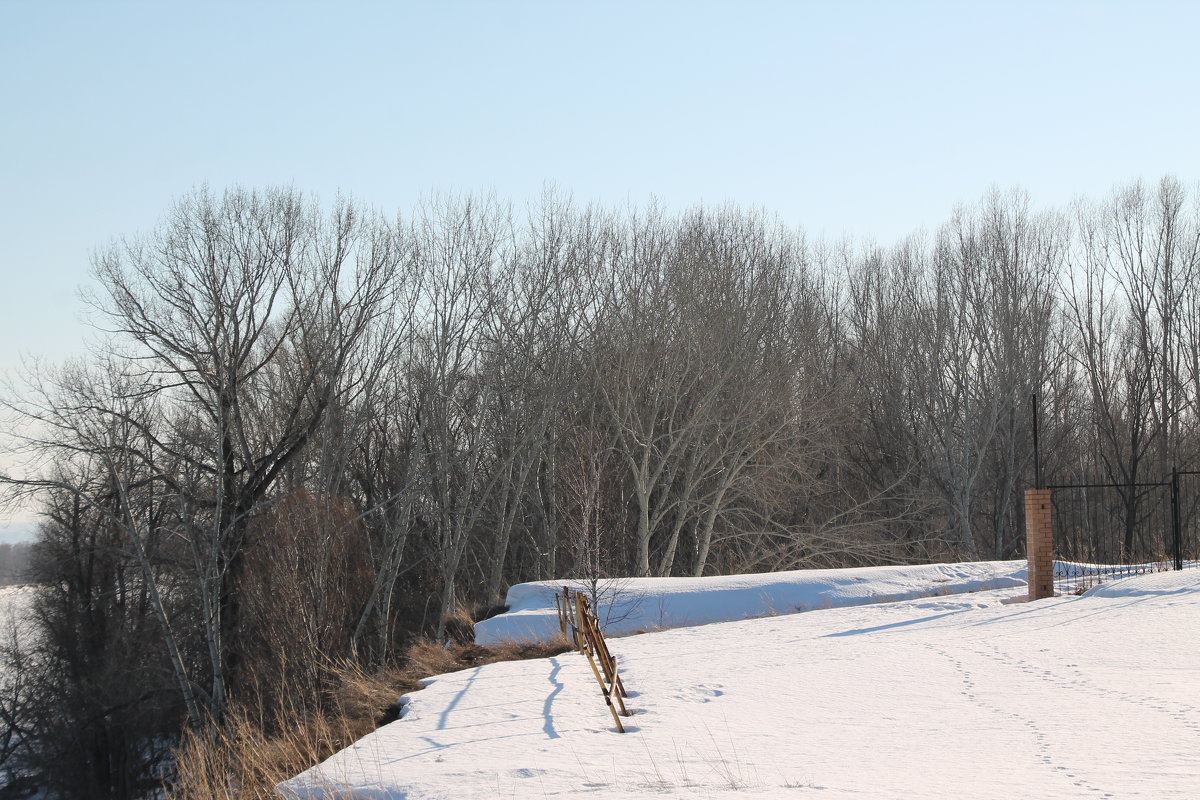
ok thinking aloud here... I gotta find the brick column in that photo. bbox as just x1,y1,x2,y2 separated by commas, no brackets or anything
1025,488,1054,600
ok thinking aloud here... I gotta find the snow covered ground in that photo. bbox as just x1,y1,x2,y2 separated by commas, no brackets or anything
281,565,1200,799
0,584,34,655
476,560,1028,645
0,586,31,624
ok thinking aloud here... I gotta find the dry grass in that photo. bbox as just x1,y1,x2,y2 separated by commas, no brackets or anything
168,660,412,800
404,637,570,677
167,635,571,799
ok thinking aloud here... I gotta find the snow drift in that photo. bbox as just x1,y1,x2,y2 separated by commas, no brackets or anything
475,560,1027,645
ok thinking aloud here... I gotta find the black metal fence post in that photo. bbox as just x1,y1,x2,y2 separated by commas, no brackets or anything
1032,393,1042,490
1172,468,1183,571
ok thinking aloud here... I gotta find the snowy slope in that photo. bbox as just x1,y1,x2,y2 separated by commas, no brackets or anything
476,560,1027,645
281,567,1200,799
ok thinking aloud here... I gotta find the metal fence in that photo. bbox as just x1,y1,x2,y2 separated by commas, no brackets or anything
1049,471,1200,594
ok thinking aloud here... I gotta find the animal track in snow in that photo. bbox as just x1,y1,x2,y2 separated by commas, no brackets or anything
925,644,1114,798
673,683,726,704
971,642,1200,741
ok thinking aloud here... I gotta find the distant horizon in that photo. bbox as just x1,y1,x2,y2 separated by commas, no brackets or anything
0,522,35,546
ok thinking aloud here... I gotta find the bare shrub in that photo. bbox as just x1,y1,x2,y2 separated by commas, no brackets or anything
238,489,373,717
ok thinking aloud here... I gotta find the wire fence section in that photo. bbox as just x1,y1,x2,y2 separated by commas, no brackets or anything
554,587,632,732
1049,472,1200,594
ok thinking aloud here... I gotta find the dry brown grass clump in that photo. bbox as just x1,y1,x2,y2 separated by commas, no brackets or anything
167,635,571,799
404,637,571,679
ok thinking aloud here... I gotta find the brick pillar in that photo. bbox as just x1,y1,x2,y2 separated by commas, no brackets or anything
1025,488,1054,600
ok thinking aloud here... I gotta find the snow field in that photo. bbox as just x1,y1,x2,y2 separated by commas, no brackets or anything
280,567,1200,799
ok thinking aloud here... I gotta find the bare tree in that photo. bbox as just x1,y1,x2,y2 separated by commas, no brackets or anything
81,186,403,720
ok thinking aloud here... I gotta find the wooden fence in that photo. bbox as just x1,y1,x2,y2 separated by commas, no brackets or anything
554,586,632,732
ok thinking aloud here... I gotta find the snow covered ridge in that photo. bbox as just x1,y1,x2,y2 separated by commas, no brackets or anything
475,560,1027,645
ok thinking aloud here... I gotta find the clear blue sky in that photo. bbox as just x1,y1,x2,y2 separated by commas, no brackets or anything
1,0,1198,535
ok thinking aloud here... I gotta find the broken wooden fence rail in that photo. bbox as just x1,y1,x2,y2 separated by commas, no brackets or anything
555,586,631,732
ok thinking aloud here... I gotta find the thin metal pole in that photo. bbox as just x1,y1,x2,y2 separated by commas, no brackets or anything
1032,393,1042,490
1172,468,1183,571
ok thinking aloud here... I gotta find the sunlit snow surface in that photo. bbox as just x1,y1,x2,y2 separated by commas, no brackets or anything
476,561,1028,645
280,566,1200,799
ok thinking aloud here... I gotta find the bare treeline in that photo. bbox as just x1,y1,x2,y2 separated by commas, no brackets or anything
3,178,1200,797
